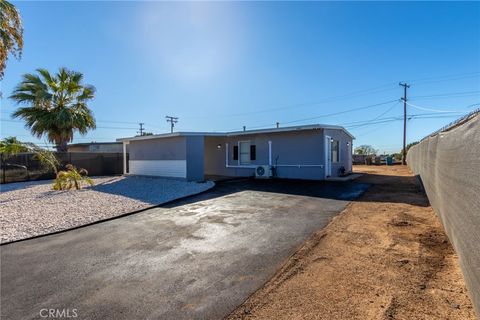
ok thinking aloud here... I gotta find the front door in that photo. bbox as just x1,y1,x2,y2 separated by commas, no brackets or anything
325,135,332,177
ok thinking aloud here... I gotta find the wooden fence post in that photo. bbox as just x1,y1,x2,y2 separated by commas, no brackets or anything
1,153,5,184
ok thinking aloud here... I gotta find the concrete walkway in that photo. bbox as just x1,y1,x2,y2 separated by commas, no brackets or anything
1,179,369,320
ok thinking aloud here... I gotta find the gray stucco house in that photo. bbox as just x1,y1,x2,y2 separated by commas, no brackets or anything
117,124,354,181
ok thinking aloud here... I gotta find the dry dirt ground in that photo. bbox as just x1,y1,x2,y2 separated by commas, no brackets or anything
227,165,476,320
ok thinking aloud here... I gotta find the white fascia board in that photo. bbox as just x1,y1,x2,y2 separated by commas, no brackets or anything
116,124,355,142
117,132,225,142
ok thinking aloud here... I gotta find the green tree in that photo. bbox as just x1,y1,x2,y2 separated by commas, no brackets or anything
0,0,23,79
354,144,377,155
10,68,96,152
401,141,419,155
53,164,93,190
0,136,28,156
0,136,59,174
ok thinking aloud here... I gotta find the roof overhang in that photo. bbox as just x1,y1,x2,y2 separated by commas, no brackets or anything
68,142,122,147
117,124,355,142
116,132,225,142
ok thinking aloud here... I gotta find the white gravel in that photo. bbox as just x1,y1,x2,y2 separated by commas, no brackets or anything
0,176,214,243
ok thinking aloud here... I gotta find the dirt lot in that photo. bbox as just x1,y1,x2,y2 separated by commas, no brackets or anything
227,165,476,320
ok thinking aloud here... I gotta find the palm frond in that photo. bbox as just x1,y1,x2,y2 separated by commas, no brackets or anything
0,0,23,79
9,67,96,150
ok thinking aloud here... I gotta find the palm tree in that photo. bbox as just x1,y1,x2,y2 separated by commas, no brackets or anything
0,136,59,175
0,0,23,79
10,68,96,152
0,136,28,156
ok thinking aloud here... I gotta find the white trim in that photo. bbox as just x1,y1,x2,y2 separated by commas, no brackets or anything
118,124,355,142
268,141,272,166
347,142,352,172
122,141,129,174
238,140,251,165
117,132,224,142
225,141,256,168
225,142,229,167
225,165,257,169
325,135,332,177
276,164,324,167
224,164,323,169
331,138,340,163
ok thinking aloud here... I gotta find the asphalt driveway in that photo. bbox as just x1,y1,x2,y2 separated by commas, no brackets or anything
1,179,369,320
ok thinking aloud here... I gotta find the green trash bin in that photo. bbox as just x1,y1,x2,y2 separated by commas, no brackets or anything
386,156,393,165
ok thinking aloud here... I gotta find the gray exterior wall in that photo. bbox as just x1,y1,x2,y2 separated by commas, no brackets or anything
186,136,205,181
128,136,186,160
324,128,353,176
128,128,352,181
204,129,350,180
128,136,205,181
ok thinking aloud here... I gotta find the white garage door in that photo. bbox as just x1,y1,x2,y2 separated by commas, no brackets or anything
129,160,187,178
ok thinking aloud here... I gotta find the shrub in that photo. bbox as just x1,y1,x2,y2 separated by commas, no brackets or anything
53,164,94,190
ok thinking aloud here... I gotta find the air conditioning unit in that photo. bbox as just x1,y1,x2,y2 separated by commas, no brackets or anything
255,165,272,178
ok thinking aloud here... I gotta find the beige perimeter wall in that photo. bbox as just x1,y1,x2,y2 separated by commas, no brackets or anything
407,114,480,315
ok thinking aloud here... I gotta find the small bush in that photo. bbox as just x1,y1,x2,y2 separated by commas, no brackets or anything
53,164,94,190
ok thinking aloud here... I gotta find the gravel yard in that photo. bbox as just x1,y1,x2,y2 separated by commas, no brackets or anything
0,176,214,243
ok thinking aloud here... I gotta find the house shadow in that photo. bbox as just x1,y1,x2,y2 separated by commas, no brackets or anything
165,170,430,208
89,171,429,209
161,178,372,209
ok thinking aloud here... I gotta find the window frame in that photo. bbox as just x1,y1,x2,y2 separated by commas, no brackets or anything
331,139,340,163
238,140,251,165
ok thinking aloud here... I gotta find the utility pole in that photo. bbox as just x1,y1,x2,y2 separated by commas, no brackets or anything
399,82,410,165
166,116,178,133
138,123,145,136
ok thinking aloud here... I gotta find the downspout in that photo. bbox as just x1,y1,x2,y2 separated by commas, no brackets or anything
225,142,229,167
268,141,272,166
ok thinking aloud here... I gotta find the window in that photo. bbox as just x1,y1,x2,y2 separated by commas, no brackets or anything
239,141,251,165
233,146,238,160
250,145,256,161
331,139,339,163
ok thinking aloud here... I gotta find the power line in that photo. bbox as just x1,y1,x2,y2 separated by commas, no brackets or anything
405,101,478,113
353,121,394,138
408,71,480,86
175,72,480,119
0,118,138,130
345,113,465,129
355,100,400,127
232,99,400,132
180,85,400,120
95,119,139,124
409,90,480,100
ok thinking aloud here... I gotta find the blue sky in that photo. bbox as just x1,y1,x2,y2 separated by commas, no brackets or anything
1,1,479,153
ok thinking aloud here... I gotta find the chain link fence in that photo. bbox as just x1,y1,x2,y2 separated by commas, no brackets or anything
407,110,480,315
0,152,127,184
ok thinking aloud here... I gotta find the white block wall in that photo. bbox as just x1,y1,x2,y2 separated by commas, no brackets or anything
129,160,187,178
